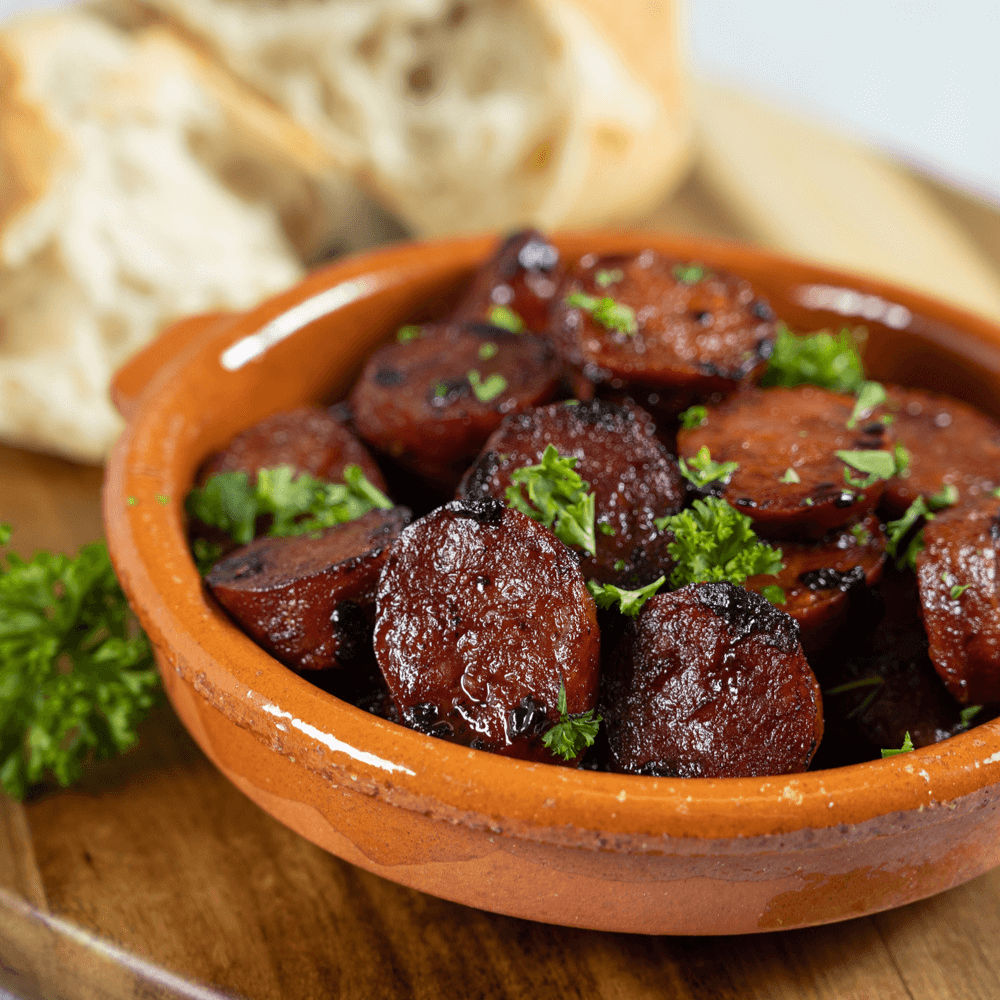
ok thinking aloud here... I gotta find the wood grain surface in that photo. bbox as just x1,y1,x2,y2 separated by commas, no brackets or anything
4,99,1000,999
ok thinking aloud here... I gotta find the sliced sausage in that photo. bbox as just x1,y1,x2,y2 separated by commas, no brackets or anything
199,406,386,490
811,566,968,767
374,499,601,762
881,385,1000,516
602,583,822,778
457,400,684,587
549,251,775,395
350,322,561,490
744,514,886,651
450,229,563,334
205,508,410,672
916,497,1000,705
678,386,893,539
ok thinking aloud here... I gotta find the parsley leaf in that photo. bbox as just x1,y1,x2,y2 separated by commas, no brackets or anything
928,482,959,509
478,342,498,361
881,732,914,758
396,325,422,343
672,263,706,285
837,449,897,489
960,705,983,728
885,496,934,571
846,381,887,429
655,497,784,589
679,405,708,430
488,305,524,333
467,369,508,403
760,325,865,393
505,446,597,556
780,468,801,484
0,527,161,801
586,577,665,617
678,446,739,488
595,268,624,288
564,292,638,335
761,584,787,606
187,465,393,546
541,683,601,761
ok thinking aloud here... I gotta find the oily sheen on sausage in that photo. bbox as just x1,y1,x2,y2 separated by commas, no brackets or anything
374,499,600,761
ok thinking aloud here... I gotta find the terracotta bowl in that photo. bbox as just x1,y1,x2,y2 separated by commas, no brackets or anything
104,233,1000,936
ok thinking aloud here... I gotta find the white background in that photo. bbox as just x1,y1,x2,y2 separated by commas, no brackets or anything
1,0,997,198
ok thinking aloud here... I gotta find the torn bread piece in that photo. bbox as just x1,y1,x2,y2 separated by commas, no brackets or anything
0,12,394,464
94,0,693,236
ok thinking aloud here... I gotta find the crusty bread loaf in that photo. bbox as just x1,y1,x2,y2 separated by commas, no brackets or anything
96,0,693,236
0,11,395,463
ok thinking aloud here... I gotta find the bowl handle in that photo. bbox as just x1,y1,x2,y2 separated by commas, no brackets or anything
111,312,234,421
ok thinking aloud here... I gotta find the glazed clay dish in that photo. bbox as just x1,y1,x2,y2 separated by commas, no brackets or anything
104,233,1000,936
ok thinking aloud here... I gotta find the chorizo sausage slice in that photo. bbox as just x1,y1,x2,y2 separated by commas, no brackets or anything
458,400,685,587
450,228,563,334
678,386,893,539
350,322,561,490
199,406,386,490
916,497,1000,705
548,251,775,395
881,386,1000,516
602,583,822,778
206,508,410,672
744,514,886,651
374,499,601,762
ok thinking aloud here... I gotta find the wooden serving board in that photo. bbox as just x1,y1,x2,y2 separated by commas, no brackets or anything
3,86,1000,1000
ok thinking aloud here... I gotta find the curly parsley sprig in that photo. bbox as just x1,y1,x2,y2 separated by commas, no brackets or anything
0,527,161,800
186,464,393,547
505,446,597,556
760,325,865,393
541,683,601,761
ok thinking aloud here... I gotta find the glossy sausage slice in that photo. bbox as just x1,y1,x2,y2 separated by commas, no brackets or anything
374,499,601,761
350,322,561,490
549,251,775,395
678,386,893,539
916,497,1000,705
199,406,386,490
205,508,410,672
457,400,685,587
602,583,822,777
744,514,886,651
450,229,563,334
881,386,1000,516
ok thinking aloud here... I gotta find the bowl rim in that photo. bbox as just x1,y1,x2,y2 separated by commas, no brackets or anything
104,230,1000,847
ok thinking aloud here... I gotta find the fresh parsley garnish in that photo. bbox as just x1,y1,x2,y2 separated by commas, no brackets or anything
564,292,638,335
186,465,392,547
780,468,801,484
594,268,624,288
836,449,898,489
885,496,933,571
191,538,225,576
434,382,449,398
396,325,421,343
655,497,784,589
467,369,507,403
488,304,524,333
0,527,161,800
679,405,708,430
760,325,865,393
943,573,969,600
672,263,706,285
598,522,616,536
960,705,983,728
825,676,884,696
893,443,911,478
928,483,959,509
881,732,914,758
541,683,601,761
845,381,886,429
850,523,873,546
678,447,739,488
478,342,498,361
505,445,597,556
760,584,787,606
586,577,665,617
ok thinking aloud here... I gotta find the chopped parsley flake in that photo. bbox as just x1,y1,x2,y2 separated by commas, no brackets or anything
836,449,897,489
541,683,601,761
945,575,969,599
488,304,524,333
850,523,873,546
885,496,934,571
598,522,616,536
467,369,507,403
396,325,422,343
678,446,739,488
564,292,638,335
126,496,137,506
881,732,914,758
587,577,666,617
761,584,787,606
478,342,498,361
780,468,801,484
928,483,959,509
846,381,887,429
672,263,706,285
434,382,449,398
613,559,626,572
655,497,784,589
760,325,865,393
506,445,597,556
960,705,983,728
595,268,624,288
679,405,708,430
825,676,884,696
156,494,170,505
